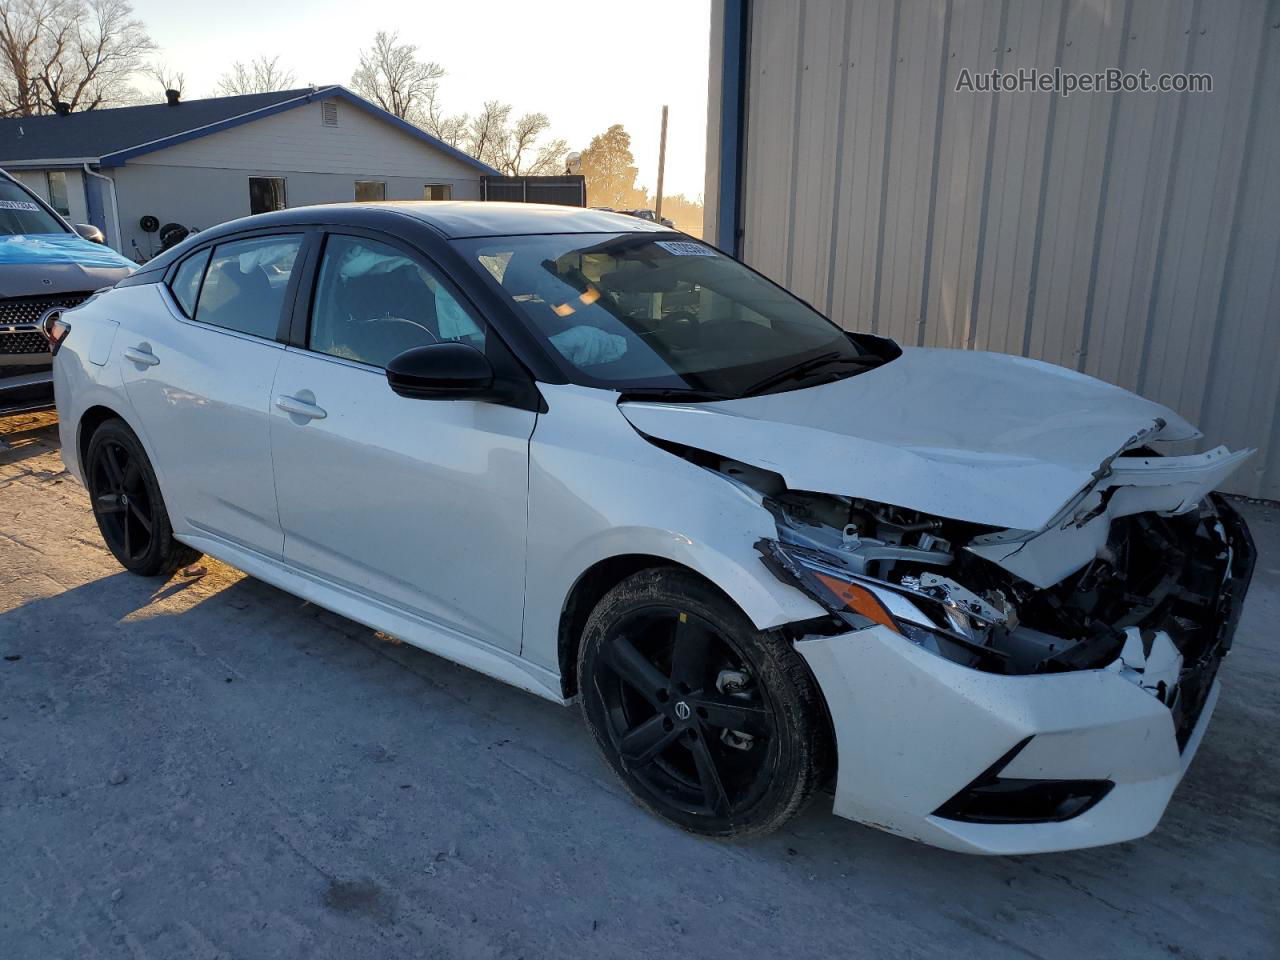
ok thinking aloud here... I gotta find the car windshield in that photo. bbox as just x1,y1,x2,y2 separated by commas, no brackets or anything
454,232,892,398
0,179,67,237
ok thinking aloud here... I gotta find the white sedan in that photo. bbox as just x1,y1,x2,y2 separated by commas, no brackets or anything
48,202,1256,854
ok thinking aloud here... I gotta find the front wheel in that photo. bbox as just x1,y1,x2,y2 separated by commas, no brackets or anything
85,418,202,577
578,568,830,838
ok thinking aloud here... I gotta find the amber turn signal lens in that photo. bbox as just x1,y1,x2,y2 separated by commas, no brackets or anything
814,573,901,633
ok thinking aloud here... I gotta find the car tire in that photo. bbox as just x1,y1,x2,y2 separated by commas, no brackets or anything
85,418,202,577
578,567,830,838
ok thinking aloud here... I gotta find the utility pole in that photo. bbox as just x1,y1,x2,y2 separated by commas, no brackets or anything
655,104,669,219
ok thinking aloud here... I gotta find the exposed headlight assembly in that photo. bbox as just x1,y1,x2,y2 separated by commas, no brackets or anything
758,539,1010,670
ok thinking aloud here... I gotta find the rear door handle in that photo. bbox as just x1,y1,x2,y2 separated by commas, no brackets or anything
275,394,327,421
122,344,160,367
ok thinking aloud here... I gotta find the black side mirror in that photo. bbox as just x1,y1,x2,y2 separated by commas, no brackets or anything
386,342,495,400
74,223,106,244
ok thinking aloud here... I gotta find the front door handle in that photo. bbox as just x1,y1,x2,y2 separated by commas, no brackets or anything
275,394,327,421
122,344,160,367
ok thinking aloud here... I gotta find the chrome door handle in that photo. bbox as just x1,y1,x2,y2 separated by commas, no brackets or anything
123,344,160,367
275,394,327,420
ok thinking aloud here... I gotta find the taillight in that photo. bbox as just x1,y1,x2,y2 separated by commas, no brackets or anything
41,308,72,355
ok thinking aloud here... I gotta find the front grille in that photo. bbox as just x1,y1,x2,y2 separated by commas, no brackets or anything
0,292,91,326
0,330,51,355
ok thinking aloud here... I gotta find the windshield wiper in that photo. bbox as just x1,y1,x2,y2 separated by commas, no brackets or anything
742,351,882,397
617,387,734,404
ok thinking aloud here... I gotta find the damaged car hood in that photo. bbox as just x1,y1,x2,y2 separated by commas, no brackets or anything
620,347,1244,533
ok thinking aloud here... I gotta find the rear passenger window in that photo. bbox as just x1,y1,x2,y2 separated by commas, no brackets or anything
195,235,302,339
169,249,210,317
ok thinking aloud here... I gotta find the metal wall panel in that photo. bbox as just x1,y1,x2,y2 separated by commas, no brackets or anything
719,0,1280,499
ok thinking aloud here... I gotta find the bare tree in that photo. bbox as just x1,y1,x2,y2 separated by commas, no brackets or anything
147,60,183,96
215,55,295,96
493,111,544,175
350,30,442,122
422,89,466,148
459,99,511,170
529,136,570,175
0,0,153,116
343,29,567,176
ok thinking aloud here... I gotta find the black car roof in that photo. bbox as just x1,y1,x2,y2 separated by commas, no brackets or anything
197,201,671,240
129,201,683,282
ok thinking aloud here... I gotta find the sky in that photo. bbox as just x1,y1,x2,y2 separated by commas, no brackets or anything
128,0,712,200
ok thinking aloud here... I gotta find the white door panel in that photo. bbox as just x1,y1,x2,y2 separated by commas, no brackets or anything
270,348,535,652
118,287,284,554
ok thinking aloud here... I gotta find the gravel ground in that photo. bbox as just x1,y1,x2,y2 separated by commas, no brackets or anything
1,408,1277,960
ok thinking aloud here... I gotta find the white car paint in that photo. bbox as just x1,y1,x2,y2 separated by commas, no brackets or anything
50,216,1253,855
619,346,1209,531
269,346,535,653
116,283,287,556
799,625,1220,854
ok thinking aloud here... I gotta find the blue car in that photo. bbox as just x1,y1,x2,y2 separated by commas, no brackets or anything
1,169,134,408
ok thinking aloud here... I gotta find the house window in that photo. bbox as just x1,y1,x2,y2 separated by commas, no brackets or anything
46,171,70,216
249,177,286,215
355,181,386,202
322,101,338,126
423,184,452,201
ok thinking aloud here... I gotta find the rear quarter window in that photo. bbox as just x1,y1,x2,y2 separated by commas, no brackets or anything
169,249,211,317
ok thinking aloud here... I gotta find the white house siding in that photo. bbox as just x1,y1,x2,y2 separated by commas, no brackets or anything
110,97,482,257
706,0,1280,501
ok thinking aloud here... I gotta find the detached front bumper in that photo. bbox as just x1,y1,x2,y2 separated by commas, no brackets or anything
799,626,1219,854
796,497,1254,856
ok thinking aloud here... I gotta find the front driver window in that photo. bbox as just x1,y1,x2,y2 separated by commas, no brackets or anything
309,235,484,369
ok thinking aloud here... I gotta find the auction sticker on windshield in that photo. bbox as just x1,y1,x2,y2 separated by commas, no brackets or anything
655,240,713,256
0,201,42,212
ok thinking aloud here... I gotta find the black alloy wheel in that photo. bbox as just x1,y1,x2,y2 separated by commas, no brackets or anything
85,418,202,576
90,436,154,564
579,568,829,838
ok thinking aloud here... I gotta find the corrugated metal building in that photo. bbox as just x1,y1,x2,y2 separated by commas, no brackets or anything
704,0,1280,500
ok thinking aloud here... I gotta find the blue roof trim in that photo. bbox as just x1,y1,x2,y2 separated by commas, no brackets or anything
99,86,498,175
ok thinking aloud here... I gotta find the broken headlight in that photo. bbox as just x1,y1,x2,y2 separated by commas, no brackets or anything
759,540,1009,670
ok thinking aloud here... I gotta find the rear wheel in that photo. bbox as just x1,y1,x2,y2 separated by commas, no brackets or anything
578,568,829,838
85,419,201,577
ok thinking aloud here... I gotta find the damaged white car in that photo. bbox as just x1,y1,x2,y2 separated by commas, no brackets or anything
50,203,1256,854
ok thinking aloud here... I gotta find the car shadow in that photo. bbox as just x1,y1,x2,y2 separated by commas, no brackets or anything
0,416,60,469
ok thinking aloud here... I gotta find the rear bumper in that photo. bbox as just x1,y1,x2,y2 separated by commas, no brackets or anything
797,498,1254,856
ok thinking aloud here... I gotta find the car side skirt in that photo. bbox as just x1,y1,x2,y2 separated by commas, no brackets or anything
178,529,567,705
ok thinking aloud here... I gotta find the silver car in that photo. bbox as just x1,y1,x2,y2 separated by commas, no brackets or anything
0,169,134,408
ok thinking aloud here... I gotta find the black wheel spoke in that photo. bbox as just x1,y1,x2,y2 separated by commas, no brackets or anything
128,500,152,533
122,460,142,492
690,736,730,816
103,444,125,488
94,493,125,514
605,636,670,708
618,714,682,768
122,511,133,558
692,694,771,737
669,614,711,691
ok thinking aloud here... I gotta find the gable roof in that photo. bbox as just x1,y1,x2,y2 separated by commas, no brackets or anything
0,86,497,175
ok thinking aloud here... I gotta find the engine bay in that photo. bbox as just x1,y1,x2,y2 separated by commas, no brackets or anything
703,454,1249,689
